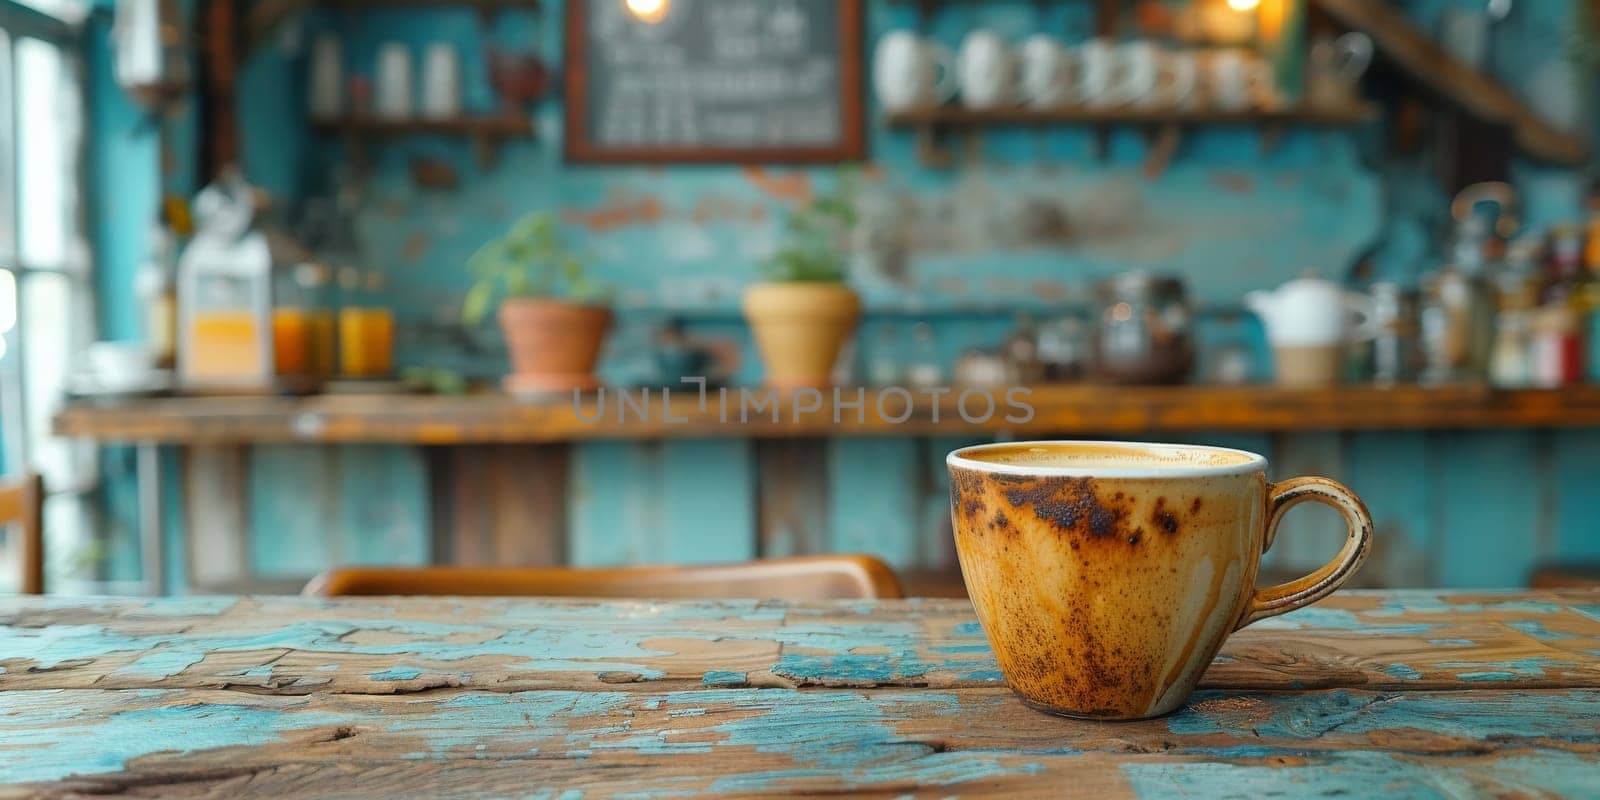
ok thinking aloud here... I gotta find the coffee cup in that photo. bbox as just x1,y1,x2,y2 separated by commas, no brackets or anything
1017,34,1073,109
1087,41,1195,110
948,440,1373,720
873,31,957,113
956,29,1015,110
1073,38,1120,107
1154,49,1200,109
421,43,462,119
308,34,343,120
1204,49,1274,111
1306,33,1372,110
374,42,413,119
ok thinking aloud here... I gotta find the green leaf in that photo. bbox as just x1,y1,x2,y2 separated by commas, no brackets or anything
461,280,496,326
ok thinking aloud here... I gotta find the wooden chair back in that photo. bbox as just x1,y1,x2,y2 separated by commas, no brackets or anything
0,474,44,594
304,554,902,601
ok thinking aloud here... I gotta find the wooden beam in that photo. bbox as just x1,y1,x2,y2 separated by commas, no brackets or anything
1313,0,1587,164
885,104,1378,127
52,385,1600,444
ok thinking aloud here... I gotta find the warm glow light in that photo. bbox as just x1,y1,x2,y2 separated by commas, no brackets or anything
1226,0,1261,10
625,0,669,23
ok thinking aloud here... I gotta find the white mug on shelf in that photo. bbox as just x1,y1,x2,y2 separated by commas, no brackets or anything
1205,49,1275,111
374,42,413,119
956,29,1015,110
1306,33,1371,110
1074,37,1121,108
421,43,462,119
1153,49,1200,110
1110,41,1194,110
308,34,343,120
1017,34,1074,109
873,30,957,112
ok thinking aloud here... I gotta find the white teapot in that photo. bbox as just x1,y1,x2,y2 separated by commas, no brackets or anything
1246,276,1376,348
1246,276,1377,387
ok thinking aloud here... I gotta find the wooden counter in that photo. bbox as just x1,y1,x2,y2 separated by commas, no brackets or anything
52,384,1600,444
3,590,1597,796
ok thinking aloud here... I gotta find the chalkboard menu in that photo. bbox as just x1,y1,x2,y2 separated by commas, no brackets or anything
564,0,863,163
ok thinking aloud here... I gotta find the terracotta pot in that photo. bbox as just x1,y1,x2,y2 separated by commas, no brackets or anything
742,282,861,388
498,298,612,393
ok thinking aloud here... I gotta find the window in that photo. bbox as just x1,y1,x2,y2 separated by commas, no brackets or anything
0,0,93,590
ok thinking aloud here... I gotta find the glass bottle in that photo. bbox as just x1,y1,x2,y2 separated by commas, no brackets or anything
135,222,178,369
1419,217,1496,384
866,322,903,387
905,322,943,389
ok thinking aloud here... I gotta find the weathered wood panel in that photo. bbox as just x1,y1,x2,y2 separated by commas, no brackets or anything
248,445,429,580
827,437,922,568
1344,431,1435,586
2,591,1595,696
755,438,830,559
331,446,431,567
433,444,568,566
1436,431,1550,588
183,445,248,590
1553,429,1600,563
658,440,755,564
568,440,755,566
3,687,1596,798
246,445,336,579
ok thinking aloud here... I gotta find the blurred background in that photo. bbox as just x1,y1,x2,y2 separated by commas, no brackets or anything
3,0,1599,596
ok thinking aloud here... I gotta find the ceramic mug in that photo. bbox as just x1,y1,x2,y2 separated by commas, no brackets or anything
1074,38,1119,107
1305,33,1371,110
1115,42,1195,109
957,29,1015,110
1017,34,1074,109
308,34,343,120
421,43,462,119
873,31,957,112
374,42,413,119
1155,49,1200,109
1205,49,1276,111
948,440,1373,720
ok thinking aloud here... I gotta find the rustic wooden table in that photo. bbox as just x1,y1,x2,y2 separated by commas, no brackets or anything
2,590,1596,797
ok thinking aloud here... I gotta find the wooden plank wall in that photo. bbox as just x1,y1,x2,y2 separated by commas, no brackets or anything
187,429,1598,593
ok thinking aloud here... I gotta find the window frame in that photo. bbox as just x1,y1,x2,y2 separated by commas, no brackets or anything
0,0,92,477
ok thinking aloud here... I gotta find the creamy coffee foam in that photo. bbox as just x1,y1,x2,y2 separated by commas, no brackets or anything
961,443,1257,470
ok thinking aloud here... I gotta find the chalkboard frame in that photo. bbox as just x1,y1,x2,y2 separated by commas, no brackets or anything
563,0,865,164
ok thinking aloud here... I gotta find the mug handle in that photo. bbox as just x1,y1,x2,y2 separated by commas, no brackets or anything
1234,476,1374,630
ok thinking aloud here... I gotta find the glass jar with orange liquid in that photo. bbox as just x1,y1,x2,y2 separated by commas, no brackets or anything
334,266,395,379
272,262,336,381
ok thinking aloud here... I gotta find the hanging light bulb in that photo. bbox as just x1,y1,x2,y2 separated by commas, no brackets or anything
625,0,669,23
1226,0,1261,10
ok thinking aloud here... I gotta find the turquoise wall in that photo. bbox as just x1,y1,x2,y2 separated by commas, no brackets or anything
84,0,1600,591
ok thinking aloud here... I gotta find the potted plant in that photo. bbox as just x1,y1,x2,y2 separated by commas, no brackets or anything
463,212,610,393
743,175,862,388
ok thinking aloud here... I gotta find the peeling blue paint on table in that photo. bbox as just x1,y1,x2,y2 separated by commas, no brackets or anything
1,590,1596,797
